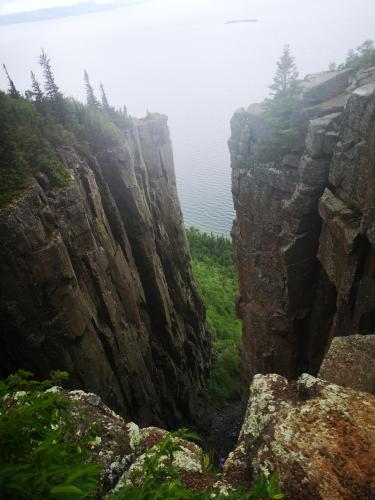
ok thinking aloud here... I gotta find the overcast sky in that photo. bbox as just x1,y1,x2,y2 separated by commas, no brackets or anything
0,0,128,15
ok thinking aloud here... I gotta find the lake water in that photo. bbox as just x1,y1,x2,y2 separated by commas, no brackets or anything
1,0,374,235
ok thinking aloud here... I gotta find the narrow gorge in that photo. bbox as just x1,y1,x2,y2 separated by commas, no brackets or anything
1,62,375,499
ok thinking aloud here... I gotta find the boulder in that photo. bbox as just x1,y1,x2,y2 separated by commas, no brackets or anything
224,373,375,499
302,69,352,104
319,335,375,394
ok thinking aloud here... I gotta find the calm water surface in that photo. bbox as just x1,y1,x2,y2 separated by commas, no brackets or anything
1,0,374,235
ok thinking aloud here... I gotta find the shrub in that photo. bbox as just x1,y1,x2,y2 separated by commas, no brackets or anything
111,429,284,499
0,370,101,499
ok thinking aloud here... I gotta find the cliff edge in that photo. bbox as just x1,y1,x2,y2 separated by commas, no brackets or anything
229,68,375,383
0,104,211,427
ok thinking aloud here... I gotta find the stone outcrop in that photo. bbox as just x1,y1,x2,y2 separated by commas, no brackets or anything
230,68,375,383
319,335,375,394
224,373,375,499
0,114,211,427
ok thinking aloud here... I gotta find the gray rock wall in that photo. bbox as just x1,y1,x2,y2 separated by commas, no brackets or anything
0,114,211,427
230,69,375,383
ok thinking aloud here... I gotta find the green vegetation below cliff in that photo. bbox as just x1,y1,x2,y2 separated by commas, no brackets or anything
186,228,241,406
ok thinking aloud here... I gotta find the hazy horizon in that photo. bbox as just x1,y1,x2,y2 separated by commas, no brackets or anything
1,0,374,234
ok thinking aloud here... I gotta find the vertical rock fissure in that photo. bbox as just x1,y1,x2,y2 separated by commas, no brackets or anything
230,69,375,382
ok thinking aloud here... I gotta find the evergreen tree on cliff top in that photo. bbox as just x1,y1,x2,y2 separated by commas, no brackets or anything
30,71,43,102
39,50,61,101
84,70,99,107
38,49,69,122
270,45,299,96
99,81,110,110
2,64,20,98
257,45,301,161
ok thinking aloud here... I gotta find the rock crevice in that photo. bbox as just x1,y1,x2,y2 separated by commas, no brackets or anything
230,69,375,382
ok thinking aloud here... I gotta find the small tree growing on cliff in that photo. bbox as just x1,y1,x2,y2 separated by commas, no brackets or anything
99,81,111,110
84,70,99,107
39,49,61,101
257,46,301,161
270,45,299,96
30,71,44,102
2,64,20,98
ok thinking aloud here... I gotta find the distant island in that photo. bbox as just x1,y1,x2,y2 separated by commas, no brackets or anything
225,19,258,25
0,1,134,27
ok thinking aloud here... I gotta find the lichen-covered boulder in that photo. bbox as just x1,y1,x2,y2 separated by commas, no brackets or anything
63,389,211,494
223,373,375,499
319,335,375,394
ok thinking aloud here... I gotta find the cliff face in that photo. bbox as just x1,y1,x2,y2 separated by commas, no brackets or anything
0,114,211,426
230,68,375,383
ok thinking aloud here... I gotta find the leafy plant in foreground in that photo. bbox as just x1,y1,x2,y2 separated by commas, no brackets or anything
111,429,283,500
0,370,101,499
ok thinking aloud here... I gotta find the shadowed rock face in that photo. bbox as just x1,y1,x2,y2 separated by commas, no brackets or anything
0,114,211,427
230,68,375,384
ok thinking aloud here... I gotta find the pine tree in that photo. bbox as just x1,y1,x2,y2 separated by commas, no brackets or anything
270,45,298,96
84,70,99,107
257,46,301,161
99,82,111,110
30,71,43,102
2,64,20,98
38,49,61,101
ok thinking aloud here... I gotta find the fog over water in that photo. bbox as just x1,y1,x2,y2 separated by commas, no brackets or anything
1,0,374,235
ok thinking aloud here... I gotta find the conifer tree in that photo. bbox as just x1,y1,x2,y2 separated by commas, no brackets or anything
84,70,99,107
38,49,61,101
30,71,43,102
270,45,298,96
2,64,20,98
99,82,111,110
257,46,301,161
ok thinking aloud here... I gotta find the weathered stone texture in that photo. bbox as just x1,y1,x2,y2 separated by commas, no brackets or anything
319,335,375,394
224,373,375,499
0,114,211,427
230,68,375,383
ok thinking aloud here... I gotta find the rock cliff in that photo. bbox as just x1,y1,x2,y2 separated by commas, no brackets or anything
230,68,375,383
0,113,211,427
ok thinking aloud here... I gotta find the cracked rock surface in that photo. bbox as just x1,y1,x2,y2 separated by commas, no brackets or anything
0,114,211,427
230,68,375,383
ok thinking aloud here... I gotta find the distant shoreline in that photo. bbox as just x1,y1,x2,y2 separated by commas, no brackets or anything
225,19,258,25
0,1,133,27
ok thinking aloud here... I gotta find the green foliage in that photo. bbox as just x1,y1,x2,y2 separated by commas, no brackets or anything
340,39,375,71
269,45,298,96
84,70,100,108
0,85,133,209
0,370,101,499
2,64,20,99
256,46,301,162
0,372,284,499
186,227,242,406
0,91,71,208
111,429,283,500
